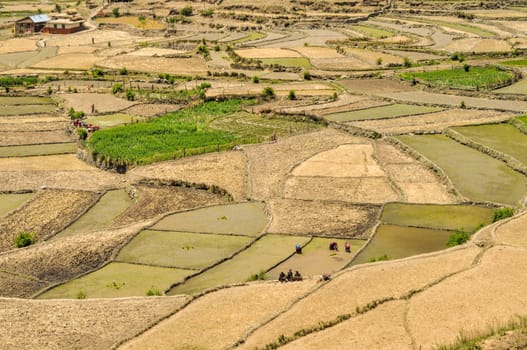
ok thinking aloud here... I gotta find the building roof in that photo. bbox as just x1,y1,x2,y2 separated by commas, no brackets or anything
28,14,50,23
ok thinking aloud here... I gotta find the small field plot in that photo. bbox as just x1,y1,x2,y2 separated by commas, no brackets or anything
0,193,33,218
168,234,310,295
116,230,252,269
453,123,527,165
152,202,268,236
0,143,76,157
259,57,312,68
54,189,133,238
396,134,527,205
61,93,136,115
494,78,527,94
0,104,56,116
236,48,302,59
95,16,165,30
381,203,495,232
345,48,403,66
0,131,72,146
0,96,53,105
352,24,395,39
100,56,208,75
352,225,453,265
268,237,364,279
324,104,442,122
443,38,511,53
85,114,146,129
210,111,320,138
400,66,515,90
39,262,191,299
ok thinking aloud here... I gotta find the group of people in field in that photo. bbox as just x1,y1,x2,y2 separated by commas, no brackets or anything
278,269,303,282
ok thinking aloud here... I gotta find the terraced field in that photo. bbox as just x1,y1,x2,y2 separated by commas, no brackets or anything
324,104,443,122
0,143,76,157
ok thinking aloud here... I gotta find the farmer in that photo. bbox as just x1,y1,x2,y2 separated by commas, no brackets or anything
329,242,338,251
345,242,351,253
295,243,302,254
286,269,293,282
293,270,302,281
279,271,287,282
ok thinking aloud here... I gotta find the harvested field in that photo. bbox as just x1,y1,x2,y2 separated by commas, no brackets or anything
408,246,527,349
453,123,527,166
268,29,347,47
100,56,208,75
494,212,527,248
0,193,33,218
0,272,46,298
378,91,527,112
381,203,495,232
168,234,311,295
259,57,312,69
352,224,454,265
61,93,137,115
127,151,247,201
268,237,364,279
236,48,302,59
31,53,103,70
244,129,362,200
0,296,188,350
95,16,165,30
0,38,37,54
55,189,133,238
349,109,512,134
151,202,268,236
275,93,385,116
121,103,183,117
337,78,416,95
206,82,336,97
0,121,67,132
281,301,411,350
0,224,145,292
310,56,373,70
0,96,53,105
267,199,378,237
40,262,192,299
0,104,56,115
0,143,76,157
45,29,151,49
85,114,146,129
292,46,344,59
324,104,443,122
0,131,72,146
345,48,403,66
397,134,527,205
383,49,444,61
237,246,480,349
494,78,527,94
0,154,94,171
0,189,99,253
117,230,252,269
115,185,228,226
121,281,316,350
443,38,512,53
126,47,188,57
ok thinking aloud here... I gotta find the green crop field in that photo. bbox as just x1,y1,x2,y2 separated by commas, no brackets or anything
352,25,395,39
117,230,252,269
351,225,453,265
453,123,527,165
0,193,34,218
381,203,495,232
54,190,133,238
0,104,56,116
396,134,527,205
400,66,515,90
501,59,527,67
167,234,310,295
324,104,443,122
39,262,191,299
87,100,247,165
259,57,312,69
0,143,76,157
229,31,266,44
151,202,268,236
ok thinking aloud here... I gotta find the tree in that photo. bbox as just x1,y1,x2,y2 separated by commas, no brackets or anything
54,3,62,13
303,71,311,80
181,5,193,16
262,86,275,98
288,90,296,100
112,7,120,18
14,231,37,248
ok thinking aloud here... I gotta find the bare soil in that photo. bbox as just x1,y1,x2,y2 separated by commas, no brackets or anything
267,198,378,237
0,131,73,146
0,272,47,298
60,93,137,115
0,189,99,253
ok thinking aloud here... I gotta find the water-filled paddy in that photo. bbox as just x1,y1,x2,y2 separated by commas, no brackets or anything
54,189,133,238
382,203,495,232
116,230,252,269
0,143,76,157
324,104,442,122
268,237,364,279
397,134,527,205
39,262,191,299
152,202,268,236
167,234,310,295
0,192,33,217
453,123,527,165
352,225,453,265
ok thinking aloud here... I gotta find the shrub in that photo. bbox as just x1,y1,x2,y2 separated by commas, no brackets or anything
446,230,470,247
247,270,267,281
181,5,193,16
77,128,88,140
460,100,466,108
201,8,214,17
376,57,383,65
403,57,412,68
119,67,128,75
112,83,123,94
369,254,389,263
463,63,470,72
303,71,312,80
493,207,514,222
288,90,296,100
91,68,104,78
54,3,62,13
253,76,260,83
14,231,37,248
76,290,87,299
68,108,85,120
262,86,275,98
126,90,135,101
112,7,120,18
146,286,162,296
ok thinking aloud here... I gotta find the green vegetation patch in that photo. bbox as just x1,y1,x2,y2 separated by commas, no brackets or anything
0,104,56,116
352,224,453,265
0,143,76,157
501,59,527,67
0,193,33,218
268,237,364,279
352,25,395,39
229,31,266,44
324,104,442,122
259,57,312,69
400,66,515,90
87,100,246,165
117,230,252,269
39,262,191,299
396,134,527,205
167,234,310,295
85,114,146,129
54,190,133,238
453,123,527,165
381,203,494,232
0,96,53,105
152,202,268,236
